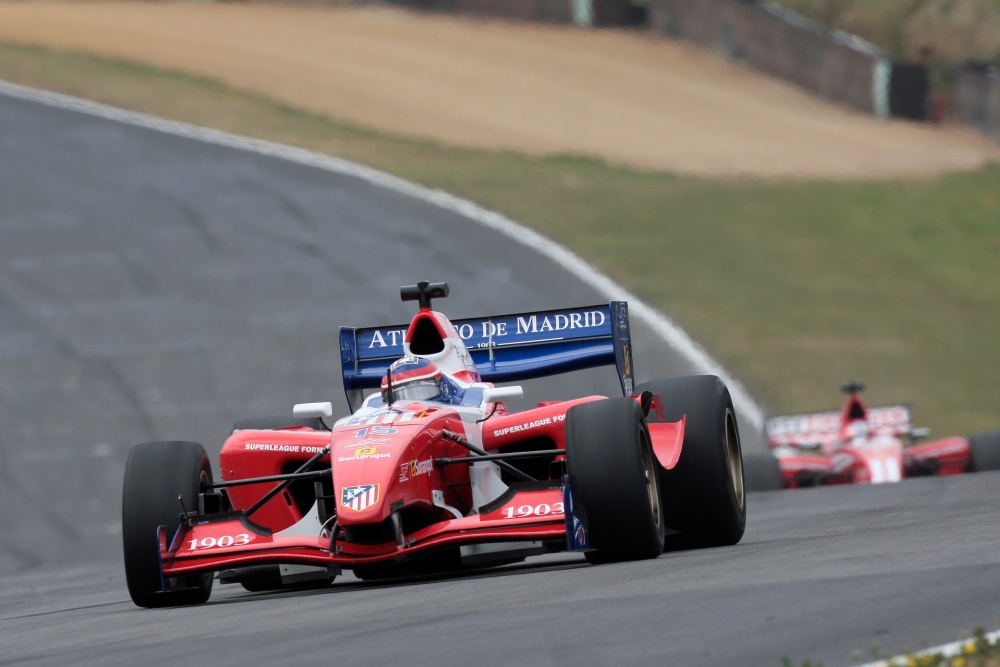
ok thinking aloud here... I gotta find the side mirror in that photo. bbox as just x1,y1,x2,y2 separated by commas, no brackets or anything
293,402,333,419
909,427,931,441
482,386,524,405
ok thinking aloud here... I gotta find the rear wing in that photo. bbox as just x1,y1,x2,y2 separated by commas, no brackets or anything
340,302,634,411
766,404,912,448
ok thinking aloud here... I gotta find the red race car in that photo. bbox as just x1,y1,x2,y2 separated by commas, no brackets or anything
766,382,1000,489
122,282,747,607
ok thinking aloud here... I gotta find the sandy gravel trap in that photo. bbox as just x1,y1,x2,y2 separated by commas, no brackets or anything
0,1,998,178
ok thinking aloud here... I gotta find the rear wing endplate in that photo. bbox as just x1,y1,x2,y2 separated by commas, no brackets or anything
340,302,634,411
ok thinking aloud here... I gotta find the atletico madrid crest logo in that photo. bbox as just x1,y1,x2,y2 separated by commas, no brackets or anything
341,484,379,512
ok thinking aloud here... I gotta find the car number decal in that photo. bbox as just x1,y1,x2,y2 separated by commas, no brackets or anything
187,534,251,550
502,502,565,519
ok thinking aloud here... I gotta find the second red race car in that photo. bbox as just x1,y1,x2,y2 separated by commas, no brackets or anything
122,281,747,607
766,382,1000,489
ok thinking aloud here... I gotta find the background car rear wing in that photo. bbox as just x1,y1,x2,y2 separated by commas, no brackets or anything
340,302,634,411
766,404,913,448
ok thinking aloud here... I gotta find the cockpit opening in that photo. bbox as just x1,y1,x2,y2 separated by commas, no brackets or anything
408,317,445,355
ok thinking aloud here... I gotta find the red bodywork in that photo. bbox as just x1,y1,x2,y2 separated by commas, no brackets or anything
766,386,971,489
158,298,686,579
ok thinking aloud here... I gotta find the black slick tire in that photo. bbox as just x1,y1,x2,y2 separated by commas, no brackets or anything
566,397,665,563
742,452,784,492
968,430,1000,472
637,375,746,547
122,440,214,608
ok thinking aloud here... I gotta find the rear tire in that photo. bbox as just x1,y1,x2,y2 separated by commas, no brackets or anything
742,452,784,492
566,398,665,563
637,375,746,547
968,431,1000,472
122,441,214,608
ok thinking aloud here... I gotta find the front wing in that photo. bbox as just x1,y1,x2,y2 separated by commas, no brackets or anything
161,487,575,577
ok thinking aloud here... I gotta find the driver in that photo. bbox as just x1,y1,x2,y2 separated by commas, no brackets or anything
844,419,870,447
381,356,455,405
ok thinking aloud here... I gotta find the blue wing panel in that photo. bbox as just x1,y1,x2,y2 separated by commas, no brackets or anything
340,302,633,410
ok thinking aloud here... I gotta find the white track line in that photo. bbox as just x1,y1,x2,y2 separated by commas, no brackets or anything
855,628,1000,667
0,79,765,430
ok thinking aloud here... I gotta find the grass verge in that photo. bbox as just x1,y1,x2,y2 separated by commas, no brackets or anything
1,40,997,436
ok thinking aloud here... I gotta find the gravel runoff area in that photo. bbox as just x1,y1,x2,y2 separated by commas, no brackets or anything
1,0,998,179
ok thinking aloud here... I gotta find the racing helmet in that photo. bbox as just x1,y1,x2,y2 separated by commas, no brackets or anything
846,419,869,444
381,356,450,404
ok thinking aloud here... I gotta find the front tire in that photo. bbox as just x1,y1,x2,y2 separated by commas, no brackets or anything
566,398,665,563
122,441,214,607
968,430,1000,472
638,375,746,547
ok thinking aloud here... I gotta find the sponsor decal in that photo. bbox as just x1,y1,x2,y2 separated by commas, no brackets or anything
513,311,606,335
398,456,435,482
616,301,629,335
342,437,391,449
869,406,911,428
766,406,911,437
336,446,392,462
493,415,563,438
574,521,587,547
244,443,301,453
367,328,407,349
345,410,424,427
365,310,608,350
243,443,326,454
455,321,509,341
341,484,379,512
563,484,588,551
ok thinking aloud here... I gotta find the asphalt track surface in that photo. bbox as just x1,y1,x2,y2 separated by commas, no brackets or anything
1,92,998,667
